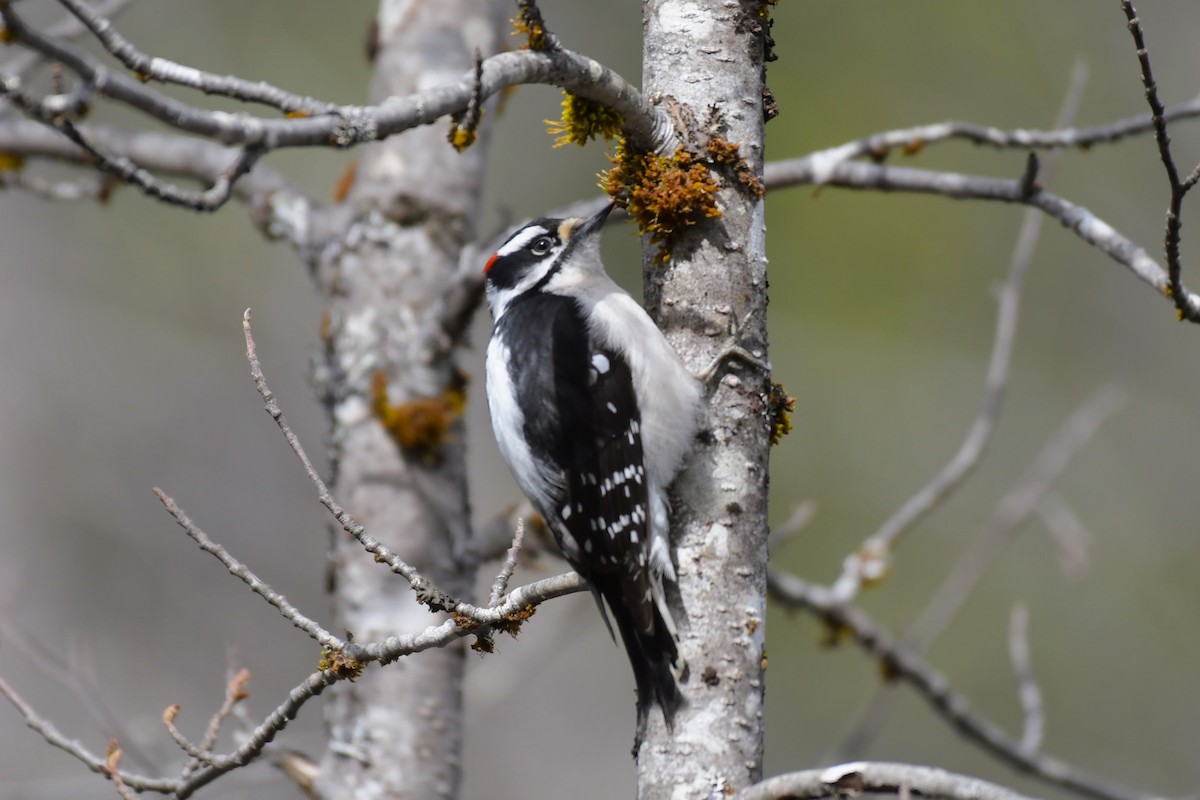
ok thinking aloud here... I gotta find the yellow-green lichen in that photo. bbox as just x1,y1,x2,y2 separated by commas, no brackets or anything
371,372,467,464
511,1,549,50
545,91,622,148
767,380,795,445
448,119,480,152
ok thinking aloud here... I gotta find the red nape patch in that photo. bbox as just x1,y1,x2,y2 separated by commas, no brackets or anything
484,252,498,273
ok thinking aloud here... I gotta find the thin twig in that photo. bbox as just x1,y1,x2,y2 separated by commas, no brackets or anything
767,572,1153,800
0,0,131,81
163,705,220,767
833,383,1126,760
1035,492,1091,581
174,669,338,800
764,159,1200,319
182,669,251,778
471,500,552,563
1120,1,1200,321
826,57,1090,601
241,309,448,604
489,518,526,606
766,498,817,554
795,97,1200,181
55,0,332,115
153,487,346,650
101,742,139,800
0,676,179,793
827,164,1029,601
920,388,1124,637
1008,603,1044,754
57,119,264,211
0,619,154,770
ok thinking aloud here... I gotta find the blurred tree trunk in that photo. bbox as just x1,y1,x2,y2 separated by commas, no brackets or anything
638,0,771,797
312,1,505,798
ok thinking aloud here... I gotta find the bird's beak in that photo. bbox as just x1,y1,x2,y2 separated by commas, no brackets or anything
569,201,615,241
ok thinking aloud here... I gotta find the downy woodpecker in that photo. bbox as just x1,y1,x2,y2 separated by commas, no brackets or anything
483,202,702,746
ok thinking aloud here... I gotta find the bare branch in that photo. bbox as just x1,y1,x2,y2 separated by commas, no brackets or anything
767,572,1152,800
826,61,1089,600
765,158,1200,319
354,570,588,664
0,2,673,153
189,669,252,777
56,118,264,211
739,762,1043,800
471,500,552,563
1008,603,1044,754
245,308,590,635
826,156,1033,601
0,619,154,770
0,0,131,82
163,705,220,767
101,742,140,800
153,487,346,650
0,676,178,794
1120,1,1200,320
788,96,1200,185
175,669,338,800
488,518,526,606
0,168,112,201
834,383,1126,760
0,119,298,200
241,309,445,604
54,0,335,116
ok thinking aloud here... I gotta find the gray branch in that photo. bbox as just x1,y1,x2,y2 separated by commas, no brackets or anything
767,572,1153,800
827,61,1088,604
0,0,673,153
765,158,1200,318
739,762,1044,800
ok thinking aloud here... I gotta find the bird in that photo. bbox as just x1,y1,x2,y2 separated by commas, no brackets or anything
482,201,702,750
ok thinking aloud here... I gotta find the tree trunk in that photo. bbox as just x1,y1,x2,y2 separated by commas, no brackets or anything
638,0,771,797
312,1,505,797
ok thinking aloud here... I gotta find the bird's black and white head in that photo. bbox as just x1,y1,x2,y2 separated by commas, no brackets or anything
483,202,614,320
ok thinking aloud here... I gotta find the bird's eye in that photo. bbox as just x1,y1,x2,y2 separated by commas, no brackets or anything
530,236,554,256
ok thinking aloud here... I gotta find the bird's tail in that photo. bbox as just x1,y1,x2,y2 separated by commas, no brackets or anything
593,575,686,756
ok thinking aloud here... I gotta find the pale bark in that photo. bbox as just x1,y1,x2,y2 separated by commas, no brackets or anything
311,1,505,798
639,0,771,797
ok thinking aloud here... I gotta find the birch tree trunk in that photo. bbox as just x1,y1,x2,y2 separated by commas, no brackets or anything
312,1,505,797
638,0,771,797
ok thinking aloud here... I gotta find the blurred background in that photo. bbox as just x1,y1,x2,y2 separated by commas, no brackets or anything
1,1,1197,798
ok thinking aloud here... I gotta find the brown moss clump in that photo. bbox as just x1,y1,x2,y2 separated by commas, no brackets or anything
319,647,365,681
706,136,764,198
493,604,537,637
602,141,721,262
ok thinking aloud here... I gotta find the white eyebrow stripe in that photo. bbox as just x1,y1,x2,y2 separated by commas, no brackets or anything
495,226,550,258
